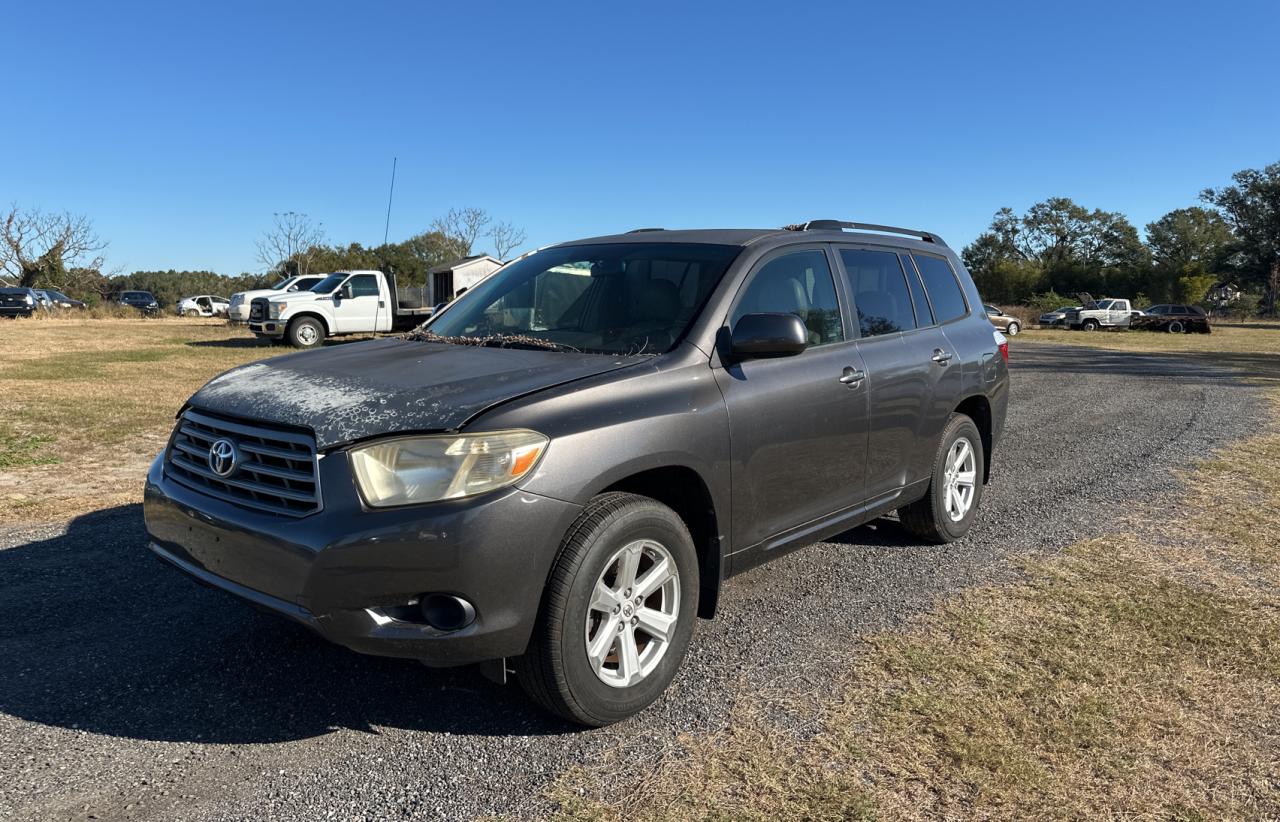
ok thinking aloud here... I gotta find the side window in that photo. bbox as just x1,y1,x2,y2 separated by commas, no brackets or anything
730,249,843,347
839,248,917,337
347,274,380,297
900,254,935,327
912,254,968,323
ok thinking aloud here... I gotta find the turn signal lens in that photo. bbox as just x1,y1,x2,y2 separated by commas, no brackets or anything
349,430,548,507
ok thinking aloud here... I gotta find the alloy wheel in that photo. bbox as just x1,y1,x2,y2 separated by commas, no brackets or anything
584,539,680,688
942,437,977,522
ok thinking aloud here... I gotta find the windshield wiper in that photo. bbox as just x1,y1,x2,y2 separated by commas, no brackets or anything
403,330,581,353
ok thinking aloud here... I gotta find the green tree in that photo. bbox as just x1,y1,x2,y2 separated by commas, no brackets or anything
1144,207,1234,302
1201,161,1280,315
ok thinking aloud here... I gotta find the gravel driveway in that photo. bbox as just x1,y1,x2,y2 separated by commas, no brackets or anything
0,344,1264,821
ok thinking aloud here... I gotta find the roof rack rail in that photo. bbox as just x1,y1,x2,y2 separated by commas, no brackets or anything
783,220,944,246
627,227,665,233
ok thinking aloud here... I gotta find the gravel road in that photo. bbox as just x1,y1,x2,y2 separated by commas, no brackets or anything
0,343,1265,821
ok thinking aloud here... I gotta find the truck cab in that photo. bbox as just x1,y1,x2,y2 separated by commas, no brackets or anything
248,270,433,348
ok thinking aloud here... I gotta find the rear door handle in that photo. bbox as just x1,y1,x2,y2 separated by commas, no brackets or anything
839,367,865,386
931,348,953,365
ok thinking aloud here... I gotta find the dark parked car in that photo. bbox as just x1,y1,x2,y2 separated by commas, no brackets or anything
118,290,160,314
1131,304,1211,334
0,287,44,318
35,288,87,310
144,221,1009,725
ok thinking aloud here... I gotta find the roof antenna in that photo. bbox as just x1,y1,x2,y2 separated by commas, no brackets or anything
382,157,397,246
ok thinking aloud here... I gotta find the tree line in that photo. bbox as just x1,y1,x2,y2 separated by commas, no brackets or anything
963,160,1280,313
0,205,526,309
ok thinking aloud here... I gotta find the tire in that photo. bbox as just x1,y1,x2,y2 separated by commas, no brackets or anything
1006,321,1021,336
898,414,985,544
1167,320,1184,334
178,308,188,317
287,316,325,348
1081,319,1099,331
516,492,699,727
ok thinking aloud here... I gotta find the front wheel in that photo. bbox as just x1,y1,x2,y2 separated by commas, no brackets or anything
287,316,325,348
898,414,985,544
1006,321,1021,336
1081,319,1099,331
516,492,698,726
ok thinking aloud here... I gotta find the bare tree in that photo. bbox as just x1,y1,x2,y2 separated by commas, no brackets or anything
430,207,491,255
488,221,527,260
256,212,326,276
0,204,107,288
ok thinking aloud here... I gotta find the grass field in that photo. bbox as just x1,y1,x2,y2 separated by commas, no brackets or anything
0,317,287,522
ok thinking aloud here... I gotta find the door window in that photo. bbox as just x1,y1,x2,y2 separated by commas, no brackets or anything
912,254,968,322
730,250,843,346
839,249,917,338
346,274,380,297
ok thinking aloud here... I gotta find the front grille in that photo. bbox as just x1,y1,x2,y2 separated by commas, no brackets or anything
249,297,269,322
166,409,321,516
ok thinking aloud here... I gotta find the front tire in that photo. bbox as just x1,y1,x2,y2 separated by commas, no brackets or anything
1006,321,1021,336
1081,319,1099,331
516,492,699,726
287,316,325,348
898,414,985,544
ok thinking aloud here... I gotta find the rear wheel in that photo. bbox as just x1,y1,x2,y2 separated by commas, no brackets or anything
1006,321,1021,336
898,414,985,544
516,492,698,726
1167,320,1184,333
287,316,325,348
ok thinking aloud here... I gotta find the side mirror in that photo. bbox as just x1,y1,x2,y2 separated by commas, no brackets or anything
339,283,354,300
730,313,809,359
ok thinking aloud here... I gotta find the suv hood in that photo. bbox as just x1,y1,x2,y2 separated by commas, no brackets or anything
187,338,647,449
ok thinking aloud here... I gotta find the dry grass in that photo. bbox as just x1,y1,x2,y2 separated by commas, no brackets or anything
0,317,280,522
548,397,1280,820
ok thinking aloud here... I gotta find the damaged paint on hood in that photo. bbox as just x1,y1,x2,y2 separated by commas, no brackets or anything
187,337,646,449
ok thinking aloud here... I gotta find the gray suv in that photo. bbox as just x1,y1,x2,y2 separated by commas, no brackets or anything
144,221,1009,726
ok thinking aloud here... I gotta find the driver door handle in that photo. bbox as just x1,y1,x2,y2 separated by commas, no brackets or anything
839,367,865,386
931,348,953,365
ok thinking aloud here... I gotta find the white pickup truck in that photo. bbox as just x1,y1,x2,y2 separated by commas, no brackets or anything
228,274,327,323
247,269,434,347
1061,293,1138,331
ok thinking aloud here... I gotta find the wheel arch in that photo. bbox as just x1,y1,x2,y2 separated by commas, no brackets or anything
954,394,993,484
598,465,723,620
286,311,334,335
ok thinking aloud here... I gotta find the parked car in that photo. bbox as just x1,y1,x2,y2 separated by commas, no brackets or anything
144,220,1009,726
0,287,44,318
247,270,433,347
1131,304,1211,334
983,304,1022,335
1061,293,1136,331
118,291,160,314
227,275,326,323
177,295,230,317
34,288,86,309
1038,306,1075,327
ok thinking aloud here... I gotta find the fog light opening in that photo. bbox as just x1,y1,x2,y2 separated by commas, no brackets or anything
421,593,476,631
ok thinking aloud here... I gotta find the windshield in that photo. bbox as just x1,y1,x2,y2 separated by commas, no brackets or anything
309,274,346,294
425,243,741,354
270,277,295,290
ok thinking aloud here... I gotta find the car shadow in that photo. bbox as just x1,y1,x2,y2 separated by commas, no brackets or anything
0,506,576,743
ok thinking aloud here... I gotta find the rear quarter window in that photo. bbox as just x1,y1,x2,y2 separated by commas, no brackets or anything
912,254,968,323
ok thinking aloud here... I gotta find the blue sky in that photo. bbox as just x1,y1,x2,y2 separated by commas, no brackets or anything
4,0,1278,275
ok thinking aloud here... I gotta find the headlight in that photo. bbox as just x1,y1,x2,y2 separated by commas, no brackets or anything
269,302,285,318
349,429,549,507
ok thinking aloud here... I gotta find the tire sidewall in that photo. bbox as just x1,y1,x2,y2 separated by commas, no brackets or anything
1007,322,1020,335
556,506,698,724
930,417,985,541
289,317,324,348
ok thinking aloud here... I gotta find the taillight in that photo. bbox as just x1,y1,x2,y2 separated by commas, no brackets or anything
994,329,1009,362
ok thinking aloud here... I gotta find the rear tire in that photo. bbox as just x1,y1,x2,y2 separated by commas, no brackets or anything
516,492,698,727
1167,320,1184,333
898,414,985,544
1006,321,1021,336
287,316,325,348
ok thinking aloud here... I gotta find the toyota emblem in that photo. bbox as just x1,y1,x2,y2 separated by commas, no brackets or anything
208,438,240,478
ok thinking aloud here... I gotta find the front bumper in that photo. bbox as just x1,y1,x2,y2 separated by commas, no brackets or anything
143,453,582,665
247,320,284,337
